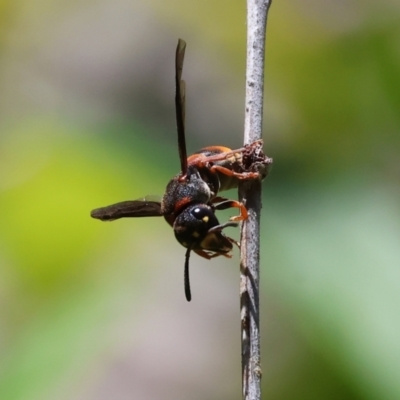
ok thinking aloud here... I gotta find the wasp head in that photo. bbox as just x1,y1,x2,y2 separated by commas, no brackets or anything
173,204,235,255
173,203,238,302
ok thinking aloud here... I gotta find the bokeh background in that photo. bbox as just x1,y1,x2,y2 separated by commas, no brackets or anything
0,0,399,399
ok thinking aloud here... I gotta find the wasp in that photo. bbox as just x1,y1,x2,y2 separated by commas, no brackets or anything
91,39,272,301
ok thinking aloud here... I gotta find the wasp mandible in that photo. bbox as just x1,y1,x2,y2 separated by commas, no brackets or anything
91,39,272,301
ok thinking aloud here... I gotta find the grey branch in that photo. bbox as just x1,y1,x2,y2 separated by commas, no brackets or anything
240,1,272,400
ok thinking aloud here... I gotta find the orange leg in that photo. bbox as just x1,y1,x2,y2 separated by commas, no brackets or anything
209,164,261,181
193,249,233,260
212,198,248,221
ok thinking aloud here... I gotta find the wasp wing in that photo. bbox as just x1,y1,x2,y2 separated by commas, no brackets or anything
175,39,188,176
91,199,162,221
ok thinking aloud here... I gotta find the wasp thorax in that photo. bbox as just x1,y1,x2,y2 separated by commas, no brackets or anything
173,204,219,248
161,166,212,216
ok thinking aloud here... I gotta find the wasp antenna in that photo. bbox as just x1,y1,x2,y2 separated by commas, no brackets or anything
184,247,192,301
175,39,188,177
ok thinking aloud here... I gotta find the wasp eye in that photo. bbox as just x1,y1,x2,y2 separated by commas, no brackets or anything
191,206,214,224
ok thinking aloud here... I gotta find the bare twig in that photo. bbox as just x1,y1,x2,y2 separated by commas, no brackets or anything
240,1,272,399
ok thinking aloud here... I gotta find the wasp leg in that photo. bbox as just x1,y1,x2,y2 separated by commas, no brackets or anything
225,235,240,249
206,219,240,248
209,165,261,180
207,220,239,232
210,195,229,203
193,249,233,259
212,199,248,221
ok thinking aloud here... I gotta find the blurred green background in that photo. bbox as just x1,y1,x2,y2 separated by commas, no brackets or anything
0,0,399,399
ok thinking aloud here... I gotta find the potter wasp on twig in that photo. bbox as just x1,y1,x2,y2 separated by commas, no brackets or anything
91,39,272,301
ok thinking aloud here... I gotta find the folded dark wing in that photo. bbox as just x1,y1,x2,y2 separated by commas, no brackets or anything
91,200,162,221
